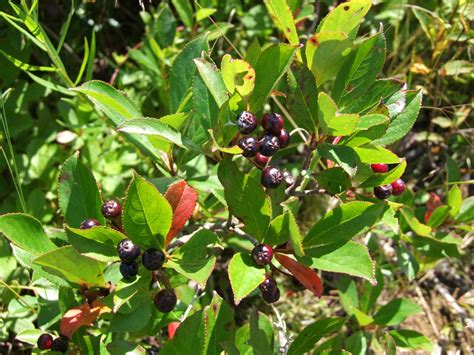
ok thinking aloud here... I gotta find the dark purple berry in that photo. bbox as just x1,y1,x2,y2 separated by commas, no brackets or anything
80,218,100,229
101,199,122,219
261,167,283,189
119,261,139,279
238,137,258,158
259,276,280,303
374,184,393,199
51,336,68,353
277,129,290,148
154,289,177,313
252,244,273,266
391,179,406,196
371,163,389,173
117,239,141,262
37,333,53,350
237,111,258,134
259,133,280,157
253,153,269,169
282,171,294,187
142,248,165,270
262,112,284,135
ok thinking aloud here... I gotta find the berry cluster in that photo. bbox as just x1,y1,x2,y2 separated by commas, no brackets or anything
371,164,406,199
37,334,68,353
249,243,280,303
236,111,292,190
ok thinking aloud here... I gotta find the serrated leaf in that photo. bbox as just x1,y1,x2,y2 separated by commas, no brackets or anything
228,253,266,305
217,159,271,240
302,241,375,283
355,114,389,131
113,272,152,313
33,246,105,287
399,207,432,236
264,0,299,46
161,312,204,354
0,213,56,255
354,144,401,164
373,298,421,326
275,253,322,297
388,329,433,351
108,300,151,333
360,159,406,188
317,143,357,176
317,167,351,194
221,54,255,98
155,3,176,48
194,58,228,107
58,154,104,228
318,92,359,135
263,212,292,246
317,0,371,37
123,174,173,249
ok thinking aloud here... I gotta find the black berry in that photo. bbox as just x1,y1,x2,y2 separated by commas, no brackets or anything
282,171,294,187
101,199,122,219
117,239,141,262
374,184,393,199
391,178,406,196
142,248,165,270
371,163,389,173
154,289,177,313
119,261,139,279
259,133,280,157
277,129,290,148
51,336,68,353
79,218,100,229
238,137,258,158
252,244,273,266
259,276,280,303
261,167,283,189
253,153,269,169
262,112,284,135
37,333,53,350
237,111,258,134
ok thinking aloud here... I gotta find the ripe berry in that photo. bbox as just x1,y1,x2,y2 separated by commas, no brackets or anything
51,336,68,353
371,163,389,173
238,137,258,158
119,261,139,279
282,171,294,187
117,239,141,262
253,153,269,169
261,167,283,189
37,333,53,350
236,111,258,134
277,129,290,148
252,244,273,266
101,199,122,219
142,248,165,271
154,289,177,313
391,178,406,196
374,184,393,199
259,133,280,157
80,218,100,229
259,276,280,303
262,112,284,135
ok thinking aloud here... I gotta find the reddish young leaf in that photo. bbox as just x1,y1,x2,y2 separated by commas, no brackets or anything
275,253,323,298
164,180,198,246
60,301,111,339
168,321,180,339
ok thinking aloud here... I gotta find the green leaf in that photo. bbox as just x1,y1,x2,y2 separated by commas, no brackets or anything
218,159,271,240
333,31,386,103
249,44,297,111
353,144,401,164
113,273,152,313
263,212,292,246
345,331,368,355
33,246,105,287
355,114,390,131
306,32,352,85
426,205,450,228
123,174,173,249
194,58,228,107
302,241,375,283
373,298,421,326
109,300,151,333
196,8,217,22
155,3,176,48
0,213,56,255
304,202,385,249
447,185,462,218
373,91,423,145
161,312,204,354
58,154,105,228
167,230,219,286
248,311,274,355
171,0,194,27
264,0,299,46
221,54,255,98
317,0,371,37
287,210,304,257
0,50,56,72
456,196,474,223
317,143,357,176
288,318,345,355
399,208,432,237
360,160,406,188
317,167,351,194
228,253,266,305
388,329,433,351
318,92,359,136
170,35,209,112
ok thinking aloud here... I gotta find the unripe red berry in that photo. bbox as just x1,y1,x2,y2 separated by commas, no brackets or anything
277,129,290,148
80,218,100,229
37,333,53,350
251,244,273,266
374,184,393,199
391,178,406,196
101,199,122,219
238,137,258,158
253,153,269,169
237,111,258,134
259,276,280,303
259,133,280,157
262,113,284,135
371,163,389,173
261,167,283,189
154,289,177,313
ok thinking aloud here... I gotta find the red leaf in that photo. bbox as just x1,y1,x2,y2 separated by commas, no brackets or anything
167,321,180,339
164,180,198,246
275,253,323,298
60,301,111,339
